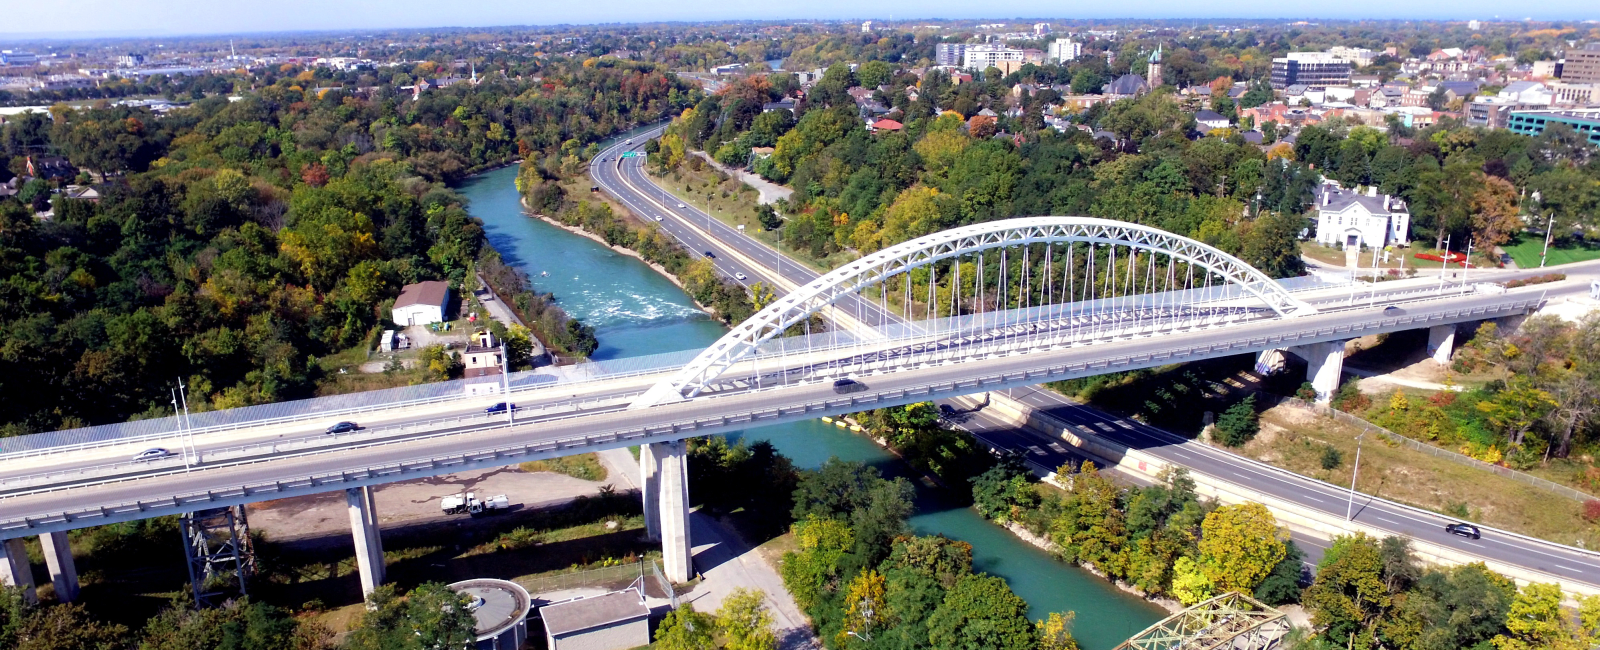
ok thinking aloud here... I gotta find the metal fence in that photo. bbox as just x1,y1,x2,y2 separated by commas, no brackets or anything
516,559,676,608
1258,394,1597,503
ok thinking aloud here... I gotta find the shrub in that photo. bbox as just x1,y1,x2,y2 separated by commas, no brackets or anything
1320,445,1343,470
1584,500,1600,523
1214,395,1260,447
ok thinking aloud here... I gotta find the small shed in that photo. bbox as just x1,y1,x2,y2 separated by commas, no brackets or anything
450,579,532,650
392,280,450,326
541,589,651,650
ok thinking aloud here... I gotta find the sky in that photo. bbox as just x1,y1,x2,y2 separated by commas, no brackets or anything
2,0,1595,39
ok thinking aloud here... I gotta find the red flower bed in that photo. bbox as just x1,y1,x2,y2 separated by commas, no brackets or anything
1414,251,1468,264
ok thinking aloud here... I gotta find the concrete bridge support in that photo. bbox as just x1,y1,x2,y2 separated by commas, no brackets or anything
0,537,34,603
1426,324,1456,366
1254,349,1287,376
346,486,385,600
647,441,693,583
1292,341,1348,404
40,532,78,602
641,443,661,542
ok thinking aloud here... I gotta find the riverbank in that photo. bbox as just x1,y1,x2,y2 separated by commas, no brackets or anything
520,195,723,320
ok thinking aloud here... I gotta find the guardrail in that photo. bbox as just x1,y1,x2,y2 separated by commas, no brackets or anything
0,392,640,493
0,293,1541,537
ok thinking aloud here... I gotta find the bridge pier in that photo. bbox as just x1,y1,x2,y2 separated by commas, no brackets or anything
1292,341,1348,404
346,486,385,600
1253,349,1287,376
1426,324,1456,366
0,538,34,603
40,532,78,602
641,443,661,542
647,441,693,583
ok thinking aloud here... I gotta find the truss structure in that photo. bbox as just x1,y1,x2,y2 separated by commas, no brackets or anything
180,505,255,607
636,217,1316,405
1115,592,1292,650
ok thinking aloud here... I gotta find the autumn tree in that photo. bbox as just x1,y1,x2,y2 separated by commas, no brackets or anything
926,574,1037,650
717,588,776,650
1198,503,1285,592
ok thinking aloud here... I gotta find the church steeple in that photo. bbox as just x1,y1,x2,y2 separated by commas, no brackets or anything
1146,45,1164,90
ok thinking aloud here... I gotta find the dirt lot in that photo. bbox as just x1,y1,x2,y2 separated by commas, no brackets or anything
248,453,625,542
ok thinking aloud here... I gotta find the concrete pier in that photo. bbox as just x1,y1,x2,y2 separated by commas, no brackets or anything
0,537,35,603
1426,324,1456,365
1292,340,1348,404
346,486,386,599
641,443,661,542
649,441,693,583
40,532,78,602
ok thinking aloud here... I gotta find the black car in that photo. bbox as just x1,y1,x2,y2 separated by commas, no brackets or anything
1445,522,1482,540
832,378,867,394
485,402,517,415
326,421,359,434
1383,305,1404,315
703,251,716,259
938,404,956,416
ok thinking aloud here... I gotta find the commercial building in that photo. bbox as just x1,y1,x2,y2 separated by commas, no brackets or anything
1507,109,1600,147
1560,43,1600,84
962,44,1033,71
1047,38,1082,63
1328,46,1376,67
1314,184,1410,250
1270,52,1352,89
936,43,967,67
391,280,451,326
541,589,651,650
449,579,531,650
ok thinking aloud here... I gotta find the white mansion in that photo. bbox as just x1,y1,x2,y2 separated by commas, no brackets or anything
1313,182,1410,249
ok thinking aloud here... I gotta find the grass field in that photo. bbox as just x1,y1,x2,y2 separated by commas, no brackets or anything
1502,233,1600,268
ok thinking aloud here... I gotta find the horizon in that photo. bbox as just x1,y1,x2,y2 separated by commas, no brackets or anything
1,1,1596,43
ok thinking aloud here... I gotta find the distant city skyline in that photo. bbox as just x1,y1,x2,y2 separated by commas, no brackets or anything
2,0,1595,40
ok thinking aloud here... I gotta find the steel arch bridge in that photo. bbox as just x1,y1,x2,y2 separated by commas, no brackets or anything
1114,592,1291,650
635,217,1316,407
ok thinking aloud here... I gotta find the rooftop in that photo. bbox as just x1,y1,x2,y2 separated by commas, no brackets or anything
394,280,450,308
450,579,531,640
540,589,649,637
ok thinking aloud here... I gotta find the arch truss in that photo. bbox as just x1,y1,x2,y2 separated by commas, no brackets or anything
636,217,1315,406
1114,591,1291,650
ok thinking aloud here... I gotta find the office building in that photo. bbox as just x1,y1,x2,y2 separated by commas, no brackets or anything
1047,39,1082,63
936,43,967,67
1561,43,1600,84
1271,52,1352,89
1508,109,1600,147
963,44,1030,71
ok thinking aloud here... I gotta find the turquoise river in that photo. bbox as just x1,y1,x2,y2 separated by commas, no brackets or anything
457,160,1167,649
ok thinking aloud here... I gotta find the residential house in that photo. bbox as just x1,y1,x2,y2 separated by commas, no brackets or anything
26,155,75,181
392,280,451,326
1193,109,1231,130
1314,183,1411,249
869,119,904,133
463,329,506,396
761,98,796,114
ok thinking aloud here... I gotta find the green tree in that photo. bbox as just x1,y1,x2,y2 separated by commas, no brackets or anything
1303,534,1391,650
1213,394,1260,446
1239,211,1306,279
926,574,1037,650
1253,540,1306,606
344,583,477,650
1171,556,1215,606
1198,503,1285,593
838,570,887,647
1477,377,1558,447
655,603,717,650
717,588,777,650
1491,583,1581,650
1036,612,1081,650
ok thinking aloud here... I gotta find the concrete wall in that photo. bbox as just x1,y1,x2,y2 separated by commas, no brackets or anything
954,392,1600,600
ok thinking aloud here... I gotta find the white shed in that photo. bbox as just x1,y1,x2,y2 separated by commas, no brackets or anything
392,281,451,326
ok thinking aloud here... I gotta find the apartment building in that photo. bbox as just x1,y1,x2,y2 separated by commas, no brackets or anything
1271,52,1352,89
1561,43,1600,84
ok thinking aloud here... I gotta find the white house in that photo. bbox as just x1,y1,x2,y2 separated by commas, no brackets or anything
1314,183,1410,249
1193,109,1231,130
392,280,450,326
463,329,506,396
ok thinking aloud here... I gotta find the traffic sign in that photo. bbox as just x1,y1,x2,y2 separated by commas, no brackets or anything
620,151,645,158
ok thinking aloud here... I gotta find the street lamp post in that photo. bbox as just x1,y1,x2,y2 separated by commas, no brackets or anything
1346,431,1368,521
1540,215,1554,268
176,378,195,468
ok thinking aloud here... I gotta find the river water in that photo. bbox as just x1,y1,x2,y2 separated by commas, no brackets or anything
458,164,1166,649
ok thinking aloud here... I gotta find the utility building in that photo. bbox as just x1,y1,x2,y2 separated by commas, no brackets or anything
391,280,451,326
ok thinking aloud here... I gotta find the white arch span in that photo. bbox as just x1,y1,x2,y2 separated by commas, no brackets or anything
635,217,1316,406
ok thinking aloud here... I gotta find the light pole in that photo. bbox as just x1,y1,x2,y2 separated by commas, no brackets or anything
176,378,195,467
501,342,512,424
170,388,190,470
1346,431,1367,521
1540,214,1554,268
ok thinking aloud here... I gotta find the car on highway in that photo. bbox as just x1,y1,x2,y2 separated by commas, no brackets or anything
325,421,359,434
1383,305,1404,315
677,203,686,208
485,402,517,415
1445,522,1482,540
833,378,868,394
703,251,716,259
132,447,173,462
625,139,633,144
654,215,663,221
735,272,747,281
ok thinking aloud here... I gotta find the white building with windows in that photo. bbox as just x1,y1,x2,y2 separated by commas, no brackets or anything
1047,39,1082,63
391,280,450,326
1314,183,1410,249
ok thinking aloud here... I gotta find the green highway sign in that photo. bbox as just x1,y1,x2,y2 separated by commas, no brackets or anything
620,151,645,158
